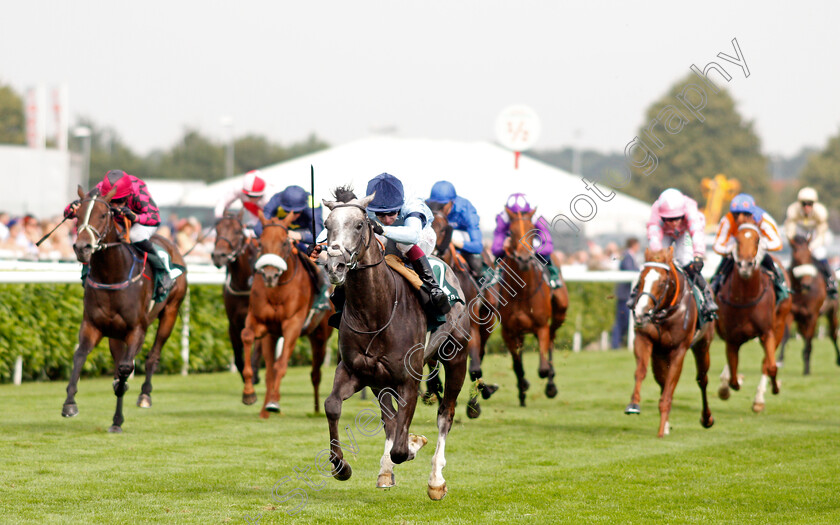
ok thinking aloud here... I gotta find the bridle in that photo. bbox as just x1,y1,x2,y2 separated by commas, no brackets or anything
733,223,765,271
325,203,384,271
214,217,250,264
256,221,301,286
634,261,681,324
76,197,124,252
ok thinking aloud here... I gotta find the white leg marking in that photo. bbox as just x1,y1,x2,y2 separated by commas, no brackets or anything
428,434,447,490
755,374,768,405
378,438,394,479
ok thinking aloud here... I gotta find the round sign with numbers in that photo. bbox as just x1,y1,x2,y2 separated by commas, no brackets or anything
495,105,541,151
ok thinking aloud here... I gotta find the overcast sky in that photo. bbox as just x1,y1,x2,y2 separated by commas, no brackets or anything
2,1,838,157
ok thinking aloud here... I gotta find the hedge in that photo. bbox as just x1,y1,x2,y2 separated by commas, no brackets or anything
0,281,620,384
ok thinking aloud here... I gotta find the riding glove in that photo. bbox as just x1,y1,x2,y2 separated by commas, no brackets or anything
119,207,137,221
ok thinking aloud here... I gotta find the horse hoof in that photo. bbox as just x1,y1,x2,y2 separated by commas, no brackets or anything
265,402,280,413
701,415,714,429
772,380,781,395
112,381,129,395
137,394,152,408
752,402,765,413
333,460,352,481
521,379,530,392
62,403,78,418
421,391,436,406
718,386,730,400
777,360,784,368
545,383,558,399
242,393,257,406
376,472,395,489
467,397,481,419
107,425,123,433
803,368,810,376
624,403,641,415
518,396,527,407
427,482,448,501
480,383,499,400
538,367,550,379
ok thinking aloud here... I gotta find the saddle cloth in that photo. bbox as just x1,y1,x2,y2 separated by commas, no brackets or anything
384,254,465,307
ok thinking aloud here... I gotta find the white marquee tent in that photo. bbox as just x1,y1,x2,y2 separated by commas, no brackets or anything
181,136,651,238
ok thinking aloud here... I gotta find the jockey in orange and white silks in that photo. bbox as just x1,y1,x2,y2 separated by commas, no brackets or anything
630,188,718,321
709,193,788,301
783,187,837,298
214,170,272,235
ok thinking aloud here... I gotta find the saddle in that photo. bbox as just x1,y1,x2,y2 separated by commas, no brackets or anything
384,254,465,307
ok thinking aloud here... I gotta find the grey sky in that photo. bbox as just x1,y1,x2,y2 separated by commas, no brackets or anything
2,1,837,157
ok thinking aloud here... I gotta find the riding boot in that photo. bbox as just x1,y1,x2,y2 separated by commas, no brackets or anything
710,255,734,296
689,268,719,320
815,258,839,299
546,261,563,289
411,255,452,315
327,286,345,329
135,239,174,296
313,267,331,311
466,252,484,282
761,254,789,303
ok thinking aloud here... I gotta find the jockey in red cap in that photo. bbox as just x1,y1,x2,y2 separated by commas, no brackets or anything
214,170,271,235
64,170,176,296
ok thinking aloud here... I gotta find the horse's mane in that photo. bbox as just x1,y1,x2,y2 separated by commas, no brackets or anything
792,234,808,245
333,186,357,203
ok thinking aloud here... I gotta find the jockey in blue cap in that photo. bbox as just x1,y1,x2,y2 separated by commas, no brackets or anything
426,180,484,279
710,193,788,302
259,185,330,309
320,173,450,329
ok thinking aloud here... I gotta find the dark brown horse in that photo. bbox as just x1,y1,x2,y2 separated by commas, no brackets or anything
321,189,469,500
240,211,333,418
625,247,714,437
428,201,498,418
716,221,792,412
62,185,187,433
211,212,261,385
779,235,840,374
498,207,568,406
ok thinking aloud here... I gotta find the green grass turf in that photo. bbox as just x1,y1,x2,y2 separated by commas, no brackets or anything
1,338,839,524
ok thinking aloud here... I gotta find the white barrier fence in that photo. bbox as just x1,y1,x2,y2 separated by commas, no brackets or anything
0,261,654,385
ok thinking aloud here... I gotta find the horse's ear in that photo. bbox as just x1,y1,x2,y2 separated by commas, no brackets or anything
322,199,337,211
77,185,86,199
442,201,453,216
258,209,268,226
103,184,118,202
359,192,376,209
504,206,514,219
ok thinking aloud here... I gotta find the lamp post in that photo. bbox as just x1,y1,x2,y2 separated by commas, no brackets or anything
73,126,92,191
221,117,234,179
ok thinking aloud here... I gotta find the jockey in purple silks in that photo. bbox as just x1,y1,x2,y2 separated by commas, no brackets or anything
491,193,562,288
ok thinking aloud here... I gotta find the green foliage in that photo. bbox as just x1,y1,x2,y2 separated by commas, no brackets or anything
0,82,26,145
623,74,773,215
0,281,617,383
799,129,840,219
156,128,227,182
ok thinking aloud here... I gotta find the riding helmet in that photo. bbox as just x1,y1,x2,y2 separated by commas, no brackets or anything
366,173,404,213
242,170,267,198
97,170,132,199
278,185,310,212
505,193,533,214
428,181,457,203
657,188,687,219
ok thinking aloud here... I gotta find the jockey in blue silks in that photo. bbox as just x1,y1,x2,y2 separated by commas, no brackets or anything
426,180,484,279
257,185,323,254
258,185,331,309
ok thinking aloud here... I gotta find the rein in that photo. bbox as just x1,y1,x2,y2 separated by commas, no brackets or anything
636,261,682,322
257,222,301,287
76,197,125,252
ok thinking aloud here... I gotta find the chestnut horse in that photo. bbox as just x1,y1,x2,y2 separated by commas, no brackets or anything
778,235,840,374
321,188,469,500
211,212,261,385
716,221,792,412
62,185,187,433
625,247,714,437
499,207,568,406
240,211,333,418
428,202,498,418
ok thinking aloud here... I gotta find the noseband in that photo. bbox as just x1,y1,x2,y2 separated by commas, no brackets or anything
76,197,122,252
214,218,249,263
635,261,681,322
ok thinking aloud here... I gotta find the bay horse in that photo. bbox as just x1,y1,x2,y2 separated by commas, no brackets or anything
715,221,792,412
428,201,498,418
211,212,261,385
62,185,187,433
498,207,568,406
625,247,714,437
778,234,840,374
240,211,333,418
321,188,469,500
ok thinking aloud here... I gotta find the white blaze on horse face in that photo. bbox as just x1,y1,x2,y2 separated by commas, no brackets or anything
635,270,660,318
326,206,364,258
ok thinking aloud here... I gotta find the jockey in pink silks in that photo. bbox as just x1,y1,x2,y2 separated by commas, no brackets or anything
627,188,718,321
